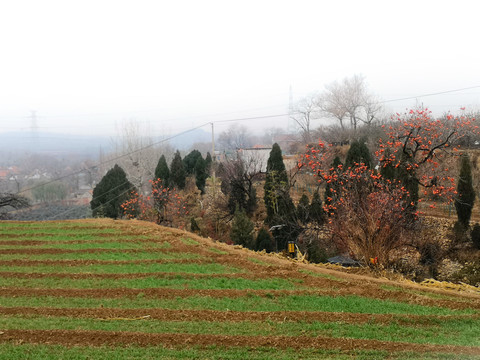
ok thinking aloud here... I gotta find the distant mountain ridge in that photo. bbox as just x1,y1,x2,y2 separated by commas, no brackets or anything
0,128,212,157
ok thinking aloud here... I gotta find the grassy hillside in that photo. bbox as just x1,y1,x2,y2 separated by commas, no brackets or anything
0,219,479,359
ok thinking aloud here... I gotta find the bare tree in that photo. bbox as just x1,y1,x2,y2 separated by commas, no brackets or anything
0,193,29,218
318,74,382,132
217,124,254,150
109,120,172,193
218,153,264,215
291,94,320,143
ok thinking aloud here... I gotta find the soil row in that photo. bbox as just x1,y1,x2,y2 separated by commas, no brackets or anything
0,233,130,240
0,247,188,255
1,287,478,310
0,238,165,245
1,306,476,326
1,329,479,355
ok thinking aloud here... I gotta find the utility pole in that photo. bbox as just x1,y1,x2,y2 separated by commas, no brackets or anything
287,85,294,133
211,122,216,199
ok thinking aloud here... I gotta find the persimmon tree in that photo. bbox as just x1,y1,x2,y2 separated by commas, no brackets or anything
302,107,478,267
377,107,477,206
121,178,187,227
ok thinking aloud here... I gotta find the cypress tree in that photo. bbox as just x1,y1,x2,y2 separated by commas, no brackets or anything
255,228,275,253
183,150,202,175
264,143,291,224
263,143,298,250
309,191,325,225
230,207,255,249
345,139,372,168
297,194,310,224
194,156,207,194
455,153,476,228
154,155,170,185
205,152,213,174
169,150,186,190
90,164,135,219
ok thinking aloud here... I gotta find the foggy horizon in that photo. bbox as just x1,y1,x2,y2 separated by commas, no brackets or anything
1,0,479,140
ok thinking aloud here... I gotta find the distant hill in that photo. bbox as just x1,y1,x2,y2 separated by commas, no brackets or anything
168,128,211,150
0,131,111,158
0,128,212,158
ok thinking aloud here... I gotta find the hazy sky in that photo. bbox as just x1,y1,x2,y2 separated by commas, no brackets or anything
0,0,479,137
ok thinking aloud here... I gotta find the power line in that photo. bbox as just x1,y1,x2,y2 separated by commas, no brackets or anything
380,85,480,104
14,112,292,197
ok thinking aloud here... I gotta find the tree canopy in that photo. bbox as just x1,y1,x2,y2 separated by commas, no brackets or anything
91,164,135,219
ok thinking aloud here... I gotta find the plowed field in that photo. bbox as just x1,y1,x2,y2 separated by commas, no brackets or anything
0,219,479,359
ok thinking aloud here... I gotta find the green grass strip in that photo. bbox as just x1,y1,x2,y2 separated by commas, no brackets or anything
0,295,473,315
0,228,121,236
180,237,200,246
0,250,196,261
0,235,153,246
0,262,237,275
0,276,299,290
1,344,472,360
0,315,478,346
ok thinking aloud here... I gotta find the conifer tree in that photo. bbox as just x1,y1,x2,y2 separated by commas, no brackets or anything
154,155,170,185
183,150,202,175
91,164,135,219
263,143,298,250
345,139,372,168
194,156,207,194
297,194,310,224
205,152,213,174
309,191,325,225
230,207,255,249
255,228,274,252
455,153,476,228
169,150,186,190
264,143,291,224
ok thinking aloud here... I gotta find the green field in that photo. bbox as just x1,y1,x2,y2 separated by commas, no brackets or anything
0,219,479,359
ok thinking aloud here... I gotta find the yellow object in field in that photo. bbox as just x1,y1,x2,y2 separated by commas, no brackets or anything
287,241,295,254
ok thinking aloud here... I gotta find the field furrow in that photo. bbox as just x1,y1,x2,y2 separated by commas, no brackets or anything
0,219,479,359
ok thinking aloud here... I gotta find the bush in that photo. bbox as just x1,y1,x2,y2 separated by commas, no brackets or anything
471,223,480,250
306,241,328,263
230,208,255,249
255,228,275,253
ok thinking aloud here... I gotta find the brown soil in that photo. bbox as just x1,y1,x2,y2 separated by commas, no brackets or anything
1,306,476,326
0,248,180,255
0,329,479,355
1,219,480,353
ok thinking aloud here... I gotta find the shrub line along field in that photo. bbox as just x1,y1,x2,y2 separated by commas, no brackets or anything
0,219,479,359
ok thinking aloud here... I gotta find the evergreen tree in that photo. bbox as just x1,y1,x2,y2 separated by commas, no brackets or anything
264,143,291,224
154,155,170,185
297,194,310,224
455,153,476,228
194,156,208,194
230,207,255,249
345,139,372,168
263,143,298,250
169,150,186,190
183,150,202,175
309,191,325,225
205,152,213,174
255,228,275,252
90,164,135,219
